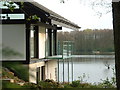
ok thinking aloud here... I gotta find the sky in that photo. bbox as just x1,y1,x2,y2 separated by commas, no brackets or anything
1,0,113,30
34,0,113,30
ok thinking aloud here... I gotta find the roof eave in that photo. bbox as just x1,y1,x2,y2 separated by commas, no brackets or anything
10,0,81,29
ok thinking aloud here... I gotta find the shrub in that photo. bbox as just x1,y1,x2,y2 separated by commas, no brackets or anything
63,83,72,88
38,80,60,88
70,80,80,87
22,82,38,89
98,77,116,88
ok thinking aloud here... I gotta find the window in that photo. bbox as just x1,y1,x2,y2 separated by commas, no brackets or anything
45,29,57,57
0,14,25,20
30,26,39,58
36,67,40,84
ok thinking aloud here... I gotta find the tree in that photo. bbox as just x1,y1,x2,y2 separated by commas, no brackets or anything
58,29,114,55
60,0,112,17
112,1,120,90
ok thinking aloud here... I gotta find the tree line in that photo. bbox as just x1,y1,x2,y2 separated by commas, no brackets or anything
58,29,114,55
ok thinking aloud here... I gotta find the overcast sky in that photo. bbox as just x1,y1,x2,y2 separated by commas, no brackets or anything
35,0,113,30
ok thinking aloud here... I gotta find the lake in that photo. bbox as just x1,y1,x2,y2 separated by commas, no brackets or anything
58,55,115,84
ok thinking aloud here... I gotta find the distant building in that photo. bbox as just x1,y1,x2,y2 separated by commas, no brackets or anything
92,51,100,54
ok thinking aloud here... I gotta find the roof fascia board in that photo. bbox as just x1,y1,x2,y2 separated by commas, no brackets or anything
31,22,56,30
2,19,26,24
49,16,80,29
112,0,120,2
52,20,79,30
2,9,23,14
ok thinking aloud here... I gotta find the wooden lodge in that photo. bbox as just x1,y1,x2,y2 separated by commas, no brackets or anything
0,0,80,83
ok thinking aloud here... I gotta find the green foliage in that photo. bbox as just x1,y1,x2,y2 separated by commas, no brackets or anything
27,15,39,21
97,68,116,88
39,81,53,88
20,2,24,8
22,82,38,89
2,1,24,12
2,67,14,79
2,81,22,88
23,79,61,88
2,1,39,21
32,15,39,20
70,80,80,87
38,79,60,88
3,1,16,12
63,83,72,88
98,77,116,88
2,62,29,81
58,29,114,55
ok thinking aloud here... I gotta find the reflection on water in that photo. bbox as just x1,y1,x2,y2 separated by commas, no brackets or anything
58,55,115,83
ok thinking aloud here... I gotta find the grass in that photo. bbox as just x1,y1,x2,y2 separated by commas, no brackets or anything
2,81,22,89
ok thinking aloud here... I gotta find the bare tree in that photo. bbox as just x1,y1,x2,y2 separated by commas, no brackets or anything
60,0,112,17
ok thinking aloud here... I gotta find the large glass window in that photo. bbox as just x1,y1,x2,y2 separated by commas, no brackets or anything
30,26,38,59
45,29,57,57
46,29,50,56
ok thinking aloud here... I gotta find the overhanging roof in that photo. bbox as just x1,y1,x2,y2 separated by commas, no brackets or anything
9,0,81,30
112,0,120,2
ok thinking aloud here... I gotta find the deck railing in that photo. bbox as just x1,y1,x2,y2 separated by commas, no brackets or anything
57,41,74,59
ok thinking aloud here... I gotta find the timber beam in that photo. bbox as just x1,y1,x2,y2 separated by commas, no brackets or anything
1,9,23,14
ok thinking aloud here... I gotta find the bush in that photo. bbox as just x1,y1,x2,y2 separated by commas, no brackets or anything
22,82,38,89
70,80,80,87
98,77,116,88
63,83,72,88
38,80,60,88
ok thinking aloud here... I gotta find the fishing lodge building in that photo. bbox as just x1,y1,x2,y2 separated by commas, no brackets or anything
1,0,80,83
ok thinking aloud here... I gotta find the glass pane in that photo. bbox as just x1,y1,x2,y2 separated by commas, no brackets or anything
30,29,34,58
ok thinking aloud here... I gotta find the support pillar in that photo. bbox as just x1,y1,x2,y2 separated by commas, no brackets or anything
48,29,52,56
68,59,69,83
63,59,65,83
71,57,73,82
53,30,57,55
58,59,59,82
26,22,30,64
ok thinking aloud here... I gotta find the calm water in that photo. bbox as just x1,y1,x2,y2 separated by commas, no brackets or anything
58,55,115,84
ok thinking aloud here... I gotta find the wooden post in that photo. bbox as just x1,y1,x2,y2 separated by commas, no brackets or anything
58,59,59,82
112,2,120,90
48,29,52,56
71,42,74,82
63,59,65,83
53,29,57,55
71,57,73,82
68,58,69,83
26,22,30,64
67,42,70,83
34,26,39,58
